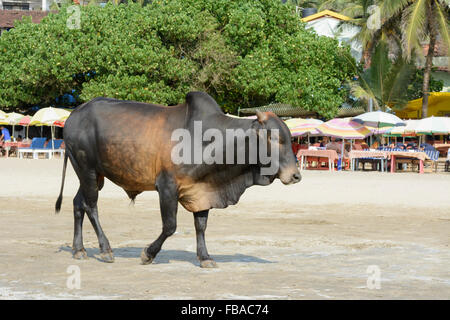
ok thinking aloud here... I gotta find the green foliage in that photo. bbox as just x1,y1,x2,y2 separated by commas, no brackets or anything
406,68,444,101
350,41,416,111
0,1,356,118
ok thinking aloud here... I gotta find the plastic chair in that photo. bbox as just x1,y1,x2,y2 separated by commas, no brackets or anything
18,138,47,159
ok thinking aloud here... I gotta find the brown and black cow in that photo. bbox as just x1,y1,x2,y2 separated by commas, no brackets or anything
55,91,301,268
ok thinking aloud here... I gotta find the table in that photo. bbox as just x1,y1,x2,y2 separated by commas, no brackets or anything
389,151,430,174
348,150,389,172
434,144,450,157
297,149,339,172
1,141,31,158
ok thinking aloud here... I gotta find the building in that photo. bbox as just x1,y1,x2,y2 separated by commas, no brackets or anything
0,8,48,34
301,9,363,62
0,0,45,11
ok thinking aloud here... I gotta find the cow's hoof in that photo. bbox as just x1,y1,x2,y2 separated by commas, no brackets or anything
100,251,115,263
141,248,153,265
73,249,88,260
200,259,218,268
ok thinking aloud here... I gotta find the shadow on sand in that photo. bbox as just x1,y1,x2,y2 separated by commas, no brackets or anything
58,246,274,266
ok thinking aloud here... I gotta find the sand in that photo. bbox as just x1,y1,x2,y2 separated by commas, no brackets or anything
0,158,449,299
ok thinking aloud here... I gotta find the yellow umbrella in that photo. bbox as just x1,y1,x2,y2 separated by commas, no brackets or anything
30,107,71,151
30,107,71,126
0,110,7,124
4,112,25,138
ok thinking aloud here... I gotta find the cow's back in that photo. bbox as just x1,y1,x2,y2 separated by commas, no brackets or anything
64,97,186,191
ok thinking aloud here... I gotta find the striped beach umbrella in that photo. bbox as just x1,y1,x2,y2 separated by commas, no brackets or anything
316,118,372,140
352,111,405,135
284,118,323,137
352,111,405,128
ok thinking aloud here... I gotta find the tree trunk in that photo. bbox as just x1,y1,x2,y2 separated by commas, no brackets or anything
421,1,437,119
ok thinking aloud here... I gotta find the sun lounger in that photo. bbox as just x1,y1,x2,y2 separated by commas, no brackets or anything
422,149,440,173
32,139,64,159
18,138,47,159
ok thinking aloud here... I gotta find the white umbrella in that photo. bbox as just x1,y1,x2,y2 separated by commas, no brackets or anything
415,116,450,135
389,119,420,136
5,112,25,138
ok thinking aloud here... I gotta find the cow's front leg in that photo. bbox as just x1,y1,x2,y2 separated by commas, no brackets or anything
141,172,178,265
194,210,217,268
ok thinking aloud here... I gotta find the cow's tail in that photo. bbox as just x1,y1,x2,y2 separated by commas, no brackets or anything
55,151,69,214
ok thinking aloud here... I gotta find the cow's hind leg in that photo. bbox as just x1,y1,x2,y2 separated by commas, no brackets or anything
194,210,217,268
141,172,178,265
84,195,114,263
72,188,87,259
79,173,113,263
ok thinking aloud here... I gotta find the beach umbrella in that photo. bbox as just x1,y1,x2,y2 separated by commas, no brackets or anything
352,111,405,128
29,107,71,126
226,114,257,119
0,110,9,126
53,119,66,128
415,116,450,135
317,118,372,170
316,118,372,140
284,118,323,136
0,110,6,122
352,111,405,135
284,118,324,146
19,116,31,139
30,107,71,152
4,112,25,138
389,119,420,137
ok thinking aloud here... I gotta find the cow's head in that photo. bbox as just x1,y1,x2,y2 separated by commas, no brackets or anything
253,111,301,185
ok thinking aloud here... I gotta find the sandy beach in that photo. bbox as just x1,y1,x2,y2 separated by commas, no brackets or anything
0,157,449,299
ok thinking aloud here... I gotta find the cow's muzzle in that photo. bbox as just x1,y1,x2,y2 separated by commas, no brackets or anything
279,169,302,185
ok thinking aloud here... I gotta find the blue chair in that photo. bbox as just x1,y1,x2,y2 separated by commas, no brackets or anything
423,149,440,172
18,138,47,159
33,139,64,159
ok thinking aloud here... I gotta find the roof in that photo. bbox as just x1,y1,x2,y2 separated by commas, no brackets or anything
239,103,365,119
0,10,49,29
395,92,450,119
301,10,351,23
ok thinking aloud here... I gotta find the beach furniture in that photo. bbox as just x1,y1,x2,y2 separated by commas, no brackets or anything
32,139,64,159
297,149,338,172
18,138,47,159
349,149,389,172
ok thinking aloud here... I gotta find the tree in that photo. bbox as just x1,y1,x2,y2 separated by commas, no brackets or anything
381,0,450,118
349,40,416,111
0,0,356,118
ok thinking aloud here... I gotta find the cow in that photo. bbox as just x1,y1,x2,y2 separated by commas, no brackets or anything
55,91,301,268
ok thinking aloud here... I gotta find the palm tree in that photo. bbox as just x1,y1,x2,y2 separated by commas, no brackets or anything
381,0,450,118
349,40,416,112
318,1,386,67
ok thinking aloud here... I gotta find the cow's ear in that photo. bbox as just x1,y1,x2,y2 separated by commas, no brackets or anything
256,111,268,124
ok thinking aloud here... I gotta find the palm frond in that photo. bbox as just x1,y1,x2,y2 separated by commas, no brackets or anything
382,0,413,21
384,57,415,107
401,0,427,60
434,1,450,69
